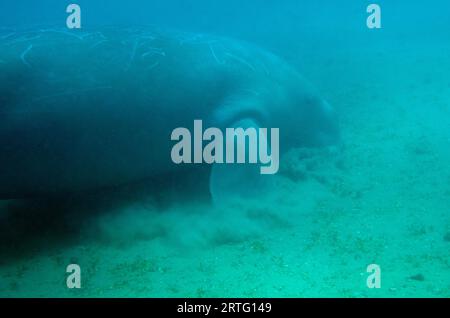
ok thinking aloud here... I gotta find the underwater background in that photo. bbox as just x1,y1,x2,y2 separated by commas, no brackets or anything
0,0,449,297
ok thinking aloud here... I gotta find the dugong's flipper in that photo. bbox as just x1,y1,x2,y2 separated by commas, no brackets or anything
209,118,275,205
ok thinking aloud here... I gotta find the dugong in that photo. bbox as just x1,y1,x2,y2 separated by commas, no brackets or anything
0,27,338,200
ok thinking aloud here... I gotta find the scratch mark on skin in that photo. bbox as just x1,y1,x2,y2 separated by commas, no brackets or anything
20,44,33,67
147,61,160,70
141,47,166,58
125,40,139,71
32,86,113,103
259,61,270,76
39,29,84,40
81,32,106,40
138,36,156,44
178,33,217,46
178,34,201,45
209,44,223,65
0,33,15,40
242,89,261,97
7,35,42,46
224,53,256,72
90,40,108,49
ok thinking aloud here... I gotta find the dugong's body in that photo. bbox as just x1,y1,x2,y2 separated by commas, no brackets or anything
0,27,338,199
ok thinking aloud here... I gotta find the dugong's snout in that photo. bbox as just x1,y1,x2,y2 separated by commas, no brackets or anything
285,97,340,149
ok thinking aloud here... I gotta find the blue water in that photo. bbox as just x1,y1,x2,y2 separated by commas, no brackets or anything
0,1,449,297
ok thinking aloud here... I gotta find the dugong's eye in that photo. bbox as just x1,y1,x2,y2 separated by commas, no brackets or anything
299,96,321,112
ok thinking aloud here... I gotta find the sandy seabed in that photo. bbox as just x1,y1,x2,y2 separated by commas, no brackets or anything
0,36,449,298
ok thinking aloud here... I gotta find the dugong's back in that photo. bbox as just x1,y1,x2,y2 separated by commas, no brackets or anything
0,28,254,198
0,27,339,199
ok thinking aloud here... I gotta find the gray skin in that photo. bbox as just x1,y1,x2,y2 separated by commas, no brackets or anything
0,27,339,199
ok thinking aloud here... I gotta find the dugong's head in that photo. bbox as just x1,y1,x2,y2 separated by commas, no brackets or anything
263,67,340,151
290,94,340,148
